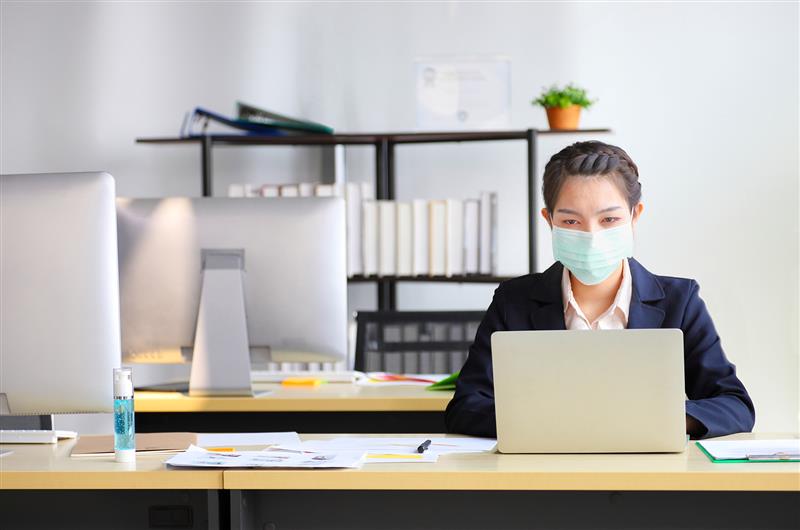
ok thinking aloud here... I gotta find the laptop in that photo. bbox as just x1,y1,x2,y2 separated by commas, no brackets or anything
491,329,686,453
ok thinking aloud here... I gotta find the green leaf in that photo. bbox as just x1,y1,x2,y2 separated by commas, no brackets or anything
531,83,596,109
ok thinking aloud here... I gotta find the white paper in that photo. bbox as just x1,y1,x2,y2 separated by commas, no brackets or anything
698,439,800,460
165,445,365,469
196,432,300,448
278,437,496,456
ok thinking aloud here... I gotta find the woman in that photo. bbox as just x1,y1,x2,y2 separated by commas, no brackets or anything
445,141,755,440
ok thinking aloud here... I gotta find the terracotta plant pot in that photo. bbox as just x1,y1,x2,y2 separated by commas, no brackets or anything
545,105,582,130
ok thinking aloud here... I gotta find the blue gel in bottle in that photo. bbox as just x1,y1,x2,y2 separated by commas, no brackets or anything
113,368,135,462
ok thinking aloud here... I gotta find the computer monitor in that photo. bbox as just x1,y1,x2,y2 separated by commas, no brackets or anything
0,172,121,416
116,197,348,396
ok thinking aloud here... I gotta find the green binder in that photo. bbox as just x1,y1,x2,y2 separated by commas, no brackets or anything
427,371,459,391
696,441,800,463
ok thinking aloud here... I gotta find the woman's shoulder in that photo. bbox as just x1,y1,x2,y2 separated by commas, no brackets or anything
628,258,701,301
494,263,564,303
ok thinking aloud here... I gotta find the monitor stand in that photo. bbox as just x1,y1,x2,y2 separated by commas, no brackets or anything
188,249,255,397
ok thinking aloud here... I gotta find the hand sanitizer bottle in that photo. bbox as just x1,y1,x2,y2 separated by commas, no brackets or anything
113,367,135,462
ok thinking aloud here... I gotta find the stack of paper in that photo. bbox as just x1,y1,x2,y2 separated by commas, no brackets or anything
274,436,496,464
165,445,365,469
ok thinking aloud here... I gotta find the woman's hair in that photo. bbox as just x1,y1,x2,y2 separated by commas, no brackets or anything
542,141,641,213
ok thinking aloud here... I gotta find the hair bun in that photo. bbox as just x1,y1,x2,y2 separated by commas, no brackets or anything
541,141,641,212
568,153,619,174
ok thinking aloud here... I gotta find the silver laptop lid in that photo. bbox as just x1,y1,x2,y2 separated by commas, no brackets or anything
492,329,686,453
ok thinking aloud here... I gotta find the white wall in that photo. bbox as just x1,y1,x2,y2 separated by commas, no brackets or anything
2,2,797,434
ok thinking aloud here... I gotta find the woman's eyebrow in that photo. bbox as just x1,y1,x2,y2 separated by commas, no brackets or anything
596,206,622,214
555,206,622,216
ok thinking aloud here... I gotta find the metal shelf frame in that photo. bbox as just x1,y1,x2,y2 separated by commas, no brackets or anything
137,128,612,310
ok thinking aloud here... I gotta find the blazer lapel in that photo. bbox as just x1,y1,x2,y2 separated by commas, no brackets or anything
627,258,666,329
529,261,567,331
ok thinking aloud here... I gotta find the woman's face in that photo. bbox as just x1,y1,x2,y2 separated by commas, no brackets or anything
541,175,643,232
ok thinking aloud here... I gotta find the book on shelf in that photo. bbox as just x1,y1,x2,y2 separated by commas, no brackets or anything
377,201,397,276
228,184,246,198
445,199,464,277
315,184,336,197
428,200,447,276
260,185,279,197
362,200,379,276
463,199,480,275
412,199,429,276
346,183,363,276
396,202,413,277
280,184,299,197
227,182,341,200
298,182,315,197
479,191,498,275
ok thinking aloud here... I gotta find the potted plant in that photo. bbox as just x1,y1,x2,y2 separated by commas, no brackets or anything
532,83,595,130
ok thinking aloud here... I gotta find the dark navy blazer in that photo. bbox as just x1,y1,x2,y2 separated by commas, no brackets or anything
445,258,755,440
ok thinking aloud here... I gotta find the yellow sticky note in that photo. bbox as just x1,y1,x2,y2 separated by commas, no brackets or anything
281,377,323,387
367,453,424,460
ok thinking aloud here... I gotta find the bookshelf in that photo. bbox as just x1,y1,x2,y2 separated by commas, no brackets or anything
136,128,611,310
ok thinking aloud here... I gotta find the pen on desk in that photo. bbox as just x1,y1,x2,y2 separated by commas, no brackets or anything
417,439,432,453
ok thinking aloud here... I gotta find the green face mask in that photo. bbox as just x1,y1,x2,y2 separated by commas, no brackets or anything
551,222,634,285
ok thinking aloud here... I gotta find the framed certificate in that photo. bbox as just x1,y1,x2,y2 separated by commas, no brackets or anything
415,56,511,131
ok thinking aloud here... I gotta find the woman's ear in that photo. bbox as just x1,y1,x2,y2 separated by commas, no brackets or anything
540,208,552,228
632,202,644,226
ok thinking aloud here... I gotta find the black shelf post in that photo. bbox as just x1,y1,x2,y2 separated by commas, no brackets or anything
201,135,213,197
527,129,537,274
375,136,397,311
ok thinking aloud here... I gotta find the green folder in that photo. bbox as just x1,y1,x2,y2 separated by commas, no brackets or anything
427,371,459,391
236,101,334,135
696,441,800,463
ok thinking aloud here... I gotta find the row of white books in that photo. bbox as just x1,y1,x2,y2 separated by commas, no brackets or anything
349,187,498,278
228,182,339,198
227,181,498,277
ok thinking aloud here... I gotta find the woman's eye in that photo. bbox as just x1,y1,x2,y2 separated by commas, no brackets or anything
602,217,621,224
563,219,578,225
